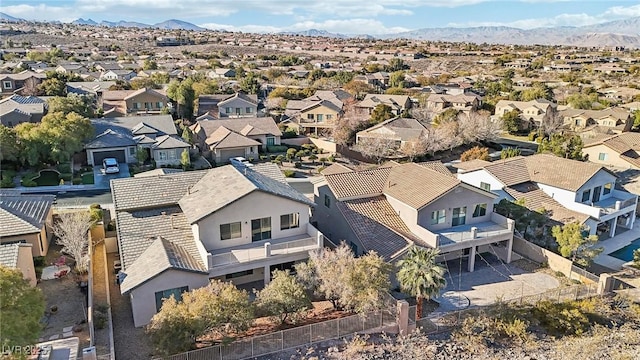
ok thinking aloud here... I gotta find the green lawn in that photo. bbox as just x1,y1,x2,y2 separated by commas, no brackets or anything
81,172,95,185
33,170,60,186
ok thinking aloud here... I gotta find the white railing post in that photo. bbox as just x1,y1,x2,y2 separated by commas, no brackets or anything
264,242,271,257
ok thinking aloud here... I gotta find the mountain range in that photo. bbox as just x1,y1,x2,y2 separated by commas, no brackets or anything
2,11,640,47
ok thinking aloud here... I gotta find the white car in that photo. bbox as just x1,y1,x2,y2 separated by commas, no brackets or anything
230,156,253,168
103,158,120,174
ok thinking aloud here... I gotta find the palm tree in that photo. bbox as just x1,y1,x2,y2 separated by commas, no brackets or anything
397,247,447,319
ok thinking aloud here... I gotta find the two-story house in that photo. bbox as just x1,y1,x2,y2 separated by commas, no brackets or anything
284,90,352,136
455,154,637,238
86,114,190,167
356,94,412,116
99,69,137,81
560,107,631,132
582,132,640,170
0,71,47,97
190,117,282,163
426,93,482,112
493,99,557,130
112,164,323,326
355,117,429,154
314,162,515,272
197,93,258,118
102,88,168,117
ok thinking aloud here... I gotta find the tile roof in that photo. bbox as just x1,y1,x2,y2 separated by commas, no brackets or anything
205,127,261,149
133,168,184,178
0,194,54,237
0,243,20,268
251,163,287,183
384,163,460,210
324,167,392,199
195,117,282,140
85,129,137,149
525,154,606,192
357,117,428,142
152,135,190,150
483,157,531,186
452,159,492,173
417,161,456,177
110,170,207,211
119,236,207,293
115,206,202,271
320,163,354,175
91,115,177,137
504,183,591,224
179,165,314,224
336,196,412,260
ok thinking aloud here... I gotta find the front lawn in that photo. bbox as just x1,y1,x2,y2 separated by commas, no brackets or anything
81,172,95,185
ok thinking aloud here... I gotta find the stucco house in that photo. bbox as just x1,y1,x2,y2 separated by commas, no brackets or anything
356,94,412,116
494,99,557,130
0,192,55,258
196,92,258,118
426,93,482,112
284,90,352,136
86,114,190,167
0,95,48,127
101,88,169,117
560,107,632,132
0,243,37,286
0,70,47,97
355,117,429,154
582,132,640,170
111,164,323,326
313,162,515,272
99,69,137,81
455,154,638,238
190,117,282,164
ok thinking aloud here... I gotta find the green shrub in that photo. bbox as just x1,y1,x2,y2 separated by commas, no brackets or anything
57,163,71,173
328,155,335,162
33,256,46,267
260,155,268,161
267,145,288,153
270,155,277,160
528,131,538,141
72,178,82,185
60,173,73,181
22,179,37,187
0,177,15,188
275,155,285,163
294,162,302,168
283,170,295,178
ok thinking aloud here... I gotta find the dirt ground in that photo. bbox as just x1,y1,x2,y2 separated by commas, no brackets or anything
37,244,90,349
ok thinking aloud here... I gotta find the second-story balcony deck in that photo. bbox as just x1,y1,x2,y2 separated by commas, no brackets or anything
593,190,637,218
207,223,324,276
435,221,514,249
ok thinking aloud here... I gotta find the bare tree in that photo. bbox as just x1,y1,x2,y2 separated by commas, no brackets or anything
409,106,434,124
541,107,565,137
21,77,43,96
332,99,369,145
353,136,398,164
458,110,503,143
401,135,428,162
53,210,95,273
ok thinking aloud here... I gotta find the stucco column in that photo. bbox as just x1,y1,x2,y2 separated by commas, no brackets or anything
264,266,271,285
505,238,513,264
396,300,410,336
610,217,617,237
468,246,476,273
630,211,636,229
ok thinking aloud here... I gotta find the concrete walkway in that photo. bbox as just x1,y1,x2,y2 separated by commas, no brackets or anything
593,223,640,270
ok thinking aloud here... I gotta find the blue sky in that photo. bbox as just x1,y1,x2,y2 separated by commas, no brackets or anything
2,1,640,34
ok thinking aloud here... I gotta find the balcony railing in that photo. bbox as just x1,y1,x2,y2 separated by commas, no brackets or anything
208,224,324,269
435,220,514,247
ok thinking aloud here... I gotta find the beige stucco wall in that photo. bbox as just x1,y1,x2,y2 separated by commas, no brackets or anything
17,244,37,286
129,269,209,327
219,98,257,117
194,191,311,252
302,105,339,124
125,92,166,114
153,147,188,167
313,183,363,253
583,144,637,169
1,232,45,257
418,186,494,231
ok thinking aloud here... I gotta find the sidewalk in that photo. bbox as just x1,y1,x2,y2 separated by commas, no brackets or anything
11,183,109,193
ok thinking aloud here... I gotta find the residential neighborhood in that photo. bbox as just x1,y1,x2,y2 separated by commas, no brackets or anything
1,7,640,360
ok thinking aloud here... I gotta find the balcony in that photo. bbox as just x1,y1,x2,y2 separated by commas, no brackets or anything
207,223,324,271
593,190,637,218
432,214,515,252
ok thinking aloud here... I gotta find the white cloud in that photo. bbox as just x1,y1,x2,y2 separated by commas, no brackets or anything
448,3,640,29
2,4,80,22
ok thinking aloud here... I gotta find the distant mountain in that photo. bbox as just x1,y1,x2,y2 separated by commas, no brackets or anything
279,29,348,39
99,20,151,28
0,12,24,22
72,18,98,26
153,19,204,31
382,17,640,47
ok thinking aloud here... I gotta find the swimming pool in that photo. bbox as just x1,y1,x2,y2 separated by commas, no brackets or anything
608,239,640,262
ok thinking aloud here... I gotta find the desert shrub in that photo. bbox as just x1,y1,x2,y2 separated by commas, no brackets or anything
328,155,335,162
460,146,490,162
259,155,268,161
533,300,590,336
294,162,302,168
528,131,538,141
455,312,529,350
267,145,288,153
283,170,295,178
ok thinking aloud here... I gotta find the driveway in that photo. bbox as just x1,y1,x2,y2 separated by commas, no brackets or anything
93,164,130,189
434,253,560,313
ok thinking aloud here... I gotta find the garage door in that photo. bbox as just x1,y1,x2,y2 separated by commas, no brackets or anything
219,149,246,163
92,150,126,165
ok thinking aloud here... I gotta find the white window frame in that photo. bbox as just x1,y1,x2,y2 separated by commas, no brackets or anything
2,81,12,89
220,222,242,240
430,209,446,225
280,213,300,230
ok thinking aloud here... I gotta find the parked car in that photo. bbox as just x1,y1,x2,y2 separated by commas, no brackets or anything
230,156,253,168
103,158,120,174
